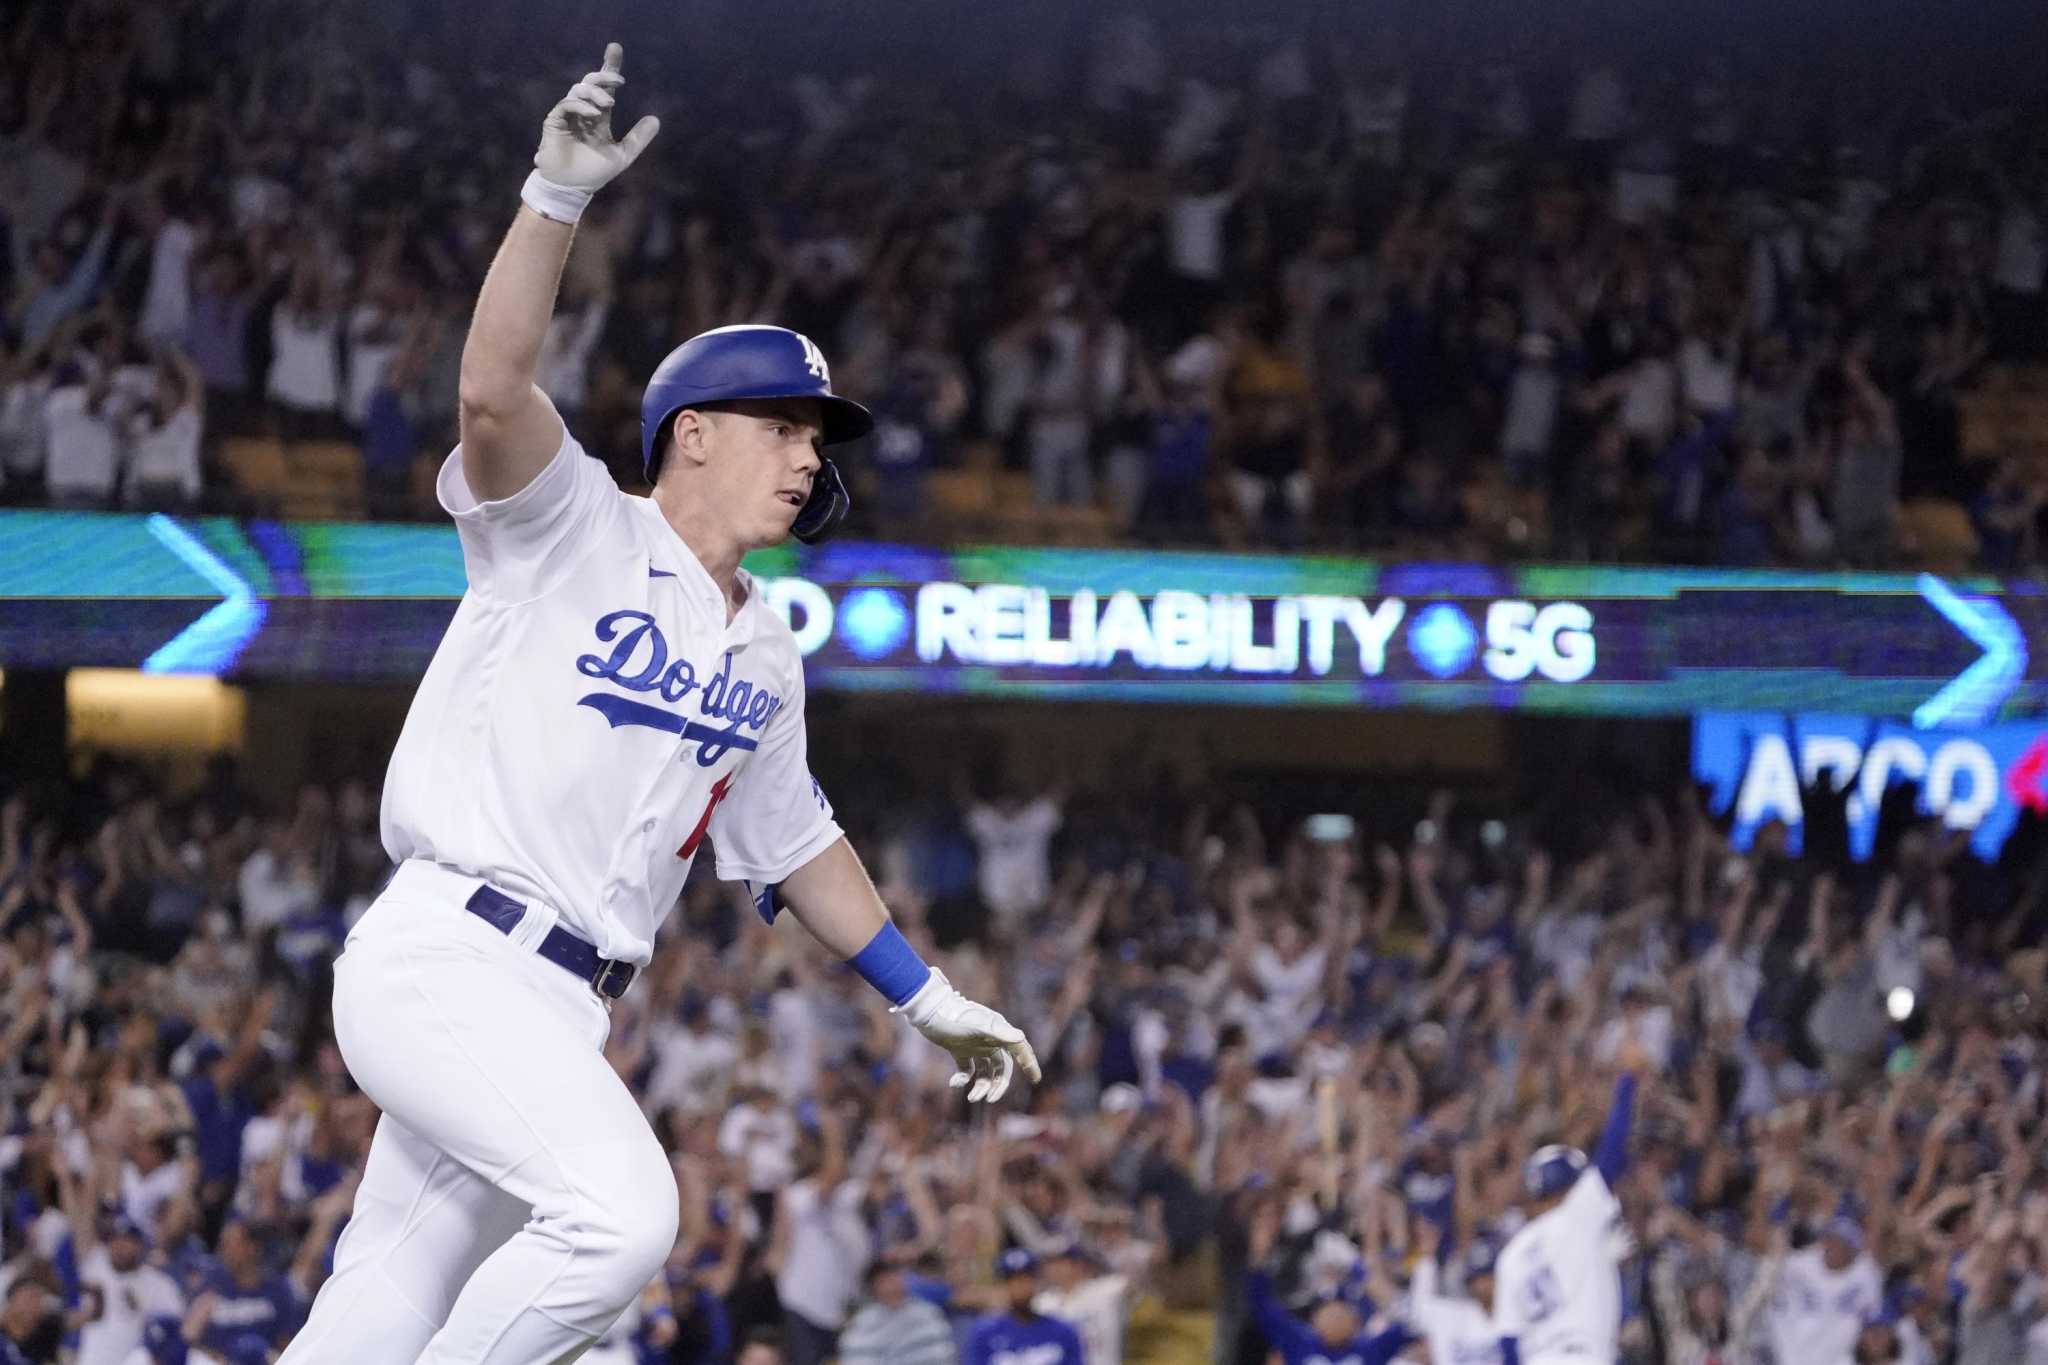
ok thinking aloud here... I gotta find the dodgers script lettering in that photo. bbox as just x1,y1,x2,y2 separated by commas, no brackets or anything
575,610,784,765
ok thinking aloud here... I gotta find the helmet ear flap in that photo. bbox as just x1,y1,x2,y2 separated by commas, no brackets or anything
791,459,850,544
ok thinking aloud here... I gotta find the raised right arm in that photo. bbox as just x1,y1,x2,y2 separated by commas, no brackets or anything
459,42,658,502
457,210,572,502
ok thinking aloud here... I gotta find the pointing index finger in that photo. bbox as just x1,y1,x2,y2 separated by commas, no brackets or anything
602,42,624,76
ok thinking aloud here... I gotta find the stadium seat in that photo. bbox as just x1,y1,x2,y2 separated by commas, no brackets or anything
1899,497,1979,571
1961,366,2048,462
1124,1301,1212,1365
926,469,994,521
1042,502,1121,546
411,452,441,505
990,471,1033,511
284,441,366,519
218,436,292,512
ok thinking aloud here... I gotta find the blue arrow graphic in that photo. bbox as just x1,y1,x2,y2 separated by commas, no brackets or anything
141,515,266,675
1911,573,2027,729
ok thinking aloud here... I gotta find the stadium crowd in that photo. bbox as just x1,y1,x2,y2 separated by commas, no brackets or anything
0,740,2045,1365
2,0,2048,566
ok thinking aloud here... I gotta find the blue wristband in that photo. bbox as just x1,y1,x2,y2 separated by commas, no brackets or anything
848,920,932,1006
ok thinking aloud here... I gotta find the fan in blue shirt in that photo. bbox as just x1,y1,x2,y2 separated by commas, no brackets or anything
965,1250,1086,1365
189,1221,300,1360
1243,1214,1415,1365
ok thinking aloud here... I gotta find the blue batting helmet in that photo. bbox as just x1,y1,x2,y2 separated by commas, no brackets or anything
1524,1144,1587,1199
639,324,873,543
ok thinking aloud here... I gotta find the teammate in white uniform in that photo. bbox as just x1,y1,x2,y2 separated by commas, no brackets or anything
1492,1074,1636,1365
278,44,1039,1365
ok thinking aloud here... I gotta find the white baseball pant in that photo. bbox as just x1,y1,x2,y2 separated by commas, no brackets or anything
278,861,678,1364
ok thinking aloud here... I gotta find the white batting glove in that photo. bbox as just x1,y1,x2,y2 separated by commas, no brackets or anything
532,43,660,197
893,968,1042,1104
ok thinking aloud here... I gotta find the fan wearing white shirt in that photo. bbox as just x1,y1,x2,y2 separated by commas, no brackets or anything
1035,1241,1140,1365
965,788,1064,930
1763,1217,1882,1365
135,191,198,348
769,1108,873,1365
118,1125,195,1246
74,1214,184,1365
1409,1220,1503,1365
718,1084,801,1195
236,822,319,938
645,997,740,1119
265,259,343,440
1161,142,1259,334
121,345,205,509
43,360,122,507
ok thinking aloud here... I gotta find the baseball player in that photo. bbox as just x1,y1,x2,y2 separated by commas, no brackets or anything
1491,1074,1637,1365
277,43,1039,1364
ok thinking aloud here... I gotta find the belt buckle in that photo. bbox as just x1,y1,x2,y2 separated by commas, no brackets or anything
590,958,635,1000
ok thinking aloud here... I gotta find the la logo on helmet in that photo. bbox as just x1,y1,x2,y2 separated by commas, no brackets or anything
798,334,830,383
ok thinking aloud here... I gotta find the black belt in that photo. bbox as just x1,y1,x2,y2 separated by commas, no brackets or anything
463,884,637,1000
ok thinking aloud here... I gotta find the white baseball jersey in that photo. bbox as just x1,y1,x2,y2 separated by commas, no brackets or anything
1493,1171,1623,1365
381,429,842,964
1407,1258,1501,1365
1763,1247,1881,1365
76,1246,184,1365
1036,1273,1132,1365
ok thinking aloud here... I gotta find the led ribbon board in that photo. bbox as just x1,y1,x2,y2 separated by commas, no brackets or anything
1694,711,2048,859
1,510,2043,719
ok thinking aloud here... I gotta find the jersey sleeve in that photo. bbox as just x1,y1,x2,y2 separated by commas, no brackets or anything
709,670,843,890
1559,1168,1622,1243
437,425,618,603
1492,1242,1532,1339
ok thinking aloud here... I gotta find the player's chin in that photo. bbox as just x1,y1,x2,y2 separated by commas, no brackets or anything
759,497,803,542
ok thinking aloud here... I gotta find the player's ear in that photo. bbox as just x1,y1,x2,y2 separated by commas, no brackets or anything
669,408,712,470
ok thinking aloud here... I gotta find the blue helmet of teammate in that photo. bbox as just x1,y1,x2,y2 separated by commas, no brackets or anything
639,324,874,544
1524,1144,1587,1199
